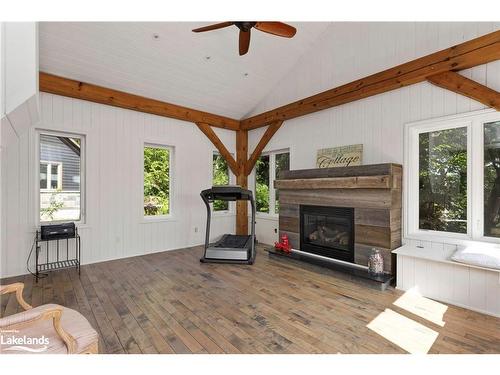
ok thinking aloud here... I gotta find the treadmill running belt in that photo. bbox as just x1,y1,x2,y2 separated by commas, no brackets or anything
214,235,249,248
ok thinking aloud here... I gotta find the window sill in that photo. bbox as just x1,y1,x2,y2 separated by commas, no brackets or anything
39,220,86,226
405,231,500,247
141,215,177,224
256,213,279,220
393,244,500,274
212,211,236,217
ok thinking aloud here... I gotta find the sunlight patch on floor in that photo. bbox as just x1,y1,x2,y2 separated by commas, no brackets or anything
366,308,439,354
393,288,448,327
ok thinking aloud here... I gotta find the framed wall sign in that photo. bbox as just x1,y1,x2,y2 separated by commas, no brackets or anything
316,144,363,168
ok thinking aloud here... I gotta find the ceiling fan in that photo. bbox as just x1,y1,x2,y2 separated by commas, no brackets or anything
192,22,297,56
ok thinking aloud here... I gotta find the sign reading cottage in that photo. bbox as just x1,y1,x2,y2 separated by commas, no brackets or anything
316,144,363,168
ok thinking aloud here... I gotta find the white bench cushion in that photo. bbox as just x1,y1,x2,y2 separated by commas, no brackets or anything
451,245,500,270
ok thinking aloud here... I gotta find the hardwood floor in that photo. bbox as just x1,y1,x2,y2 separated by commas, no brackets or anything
1,245,499,354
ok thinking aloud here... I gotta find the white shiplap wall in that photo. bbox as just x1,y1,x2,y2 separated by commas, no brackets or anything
0,92,236,278
246,23,500,316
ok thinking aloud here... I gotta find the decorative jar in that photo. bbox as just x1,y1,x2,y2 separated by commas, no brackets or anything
368,248,384,275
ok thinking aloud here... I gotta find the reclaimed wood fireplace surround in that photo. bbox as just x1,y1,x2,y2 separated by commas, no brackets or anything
275,164,402,275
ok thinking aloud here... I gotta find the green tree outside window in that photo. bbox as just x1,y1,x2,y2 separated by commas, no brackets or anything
213,154,230,211
144,146,170,216
418,128,467,233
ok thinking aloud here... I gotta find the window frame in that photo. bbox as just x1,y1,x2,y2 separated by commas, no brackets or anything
211,151,235,215
255,149,290,218
404,108,500,245
36,130,86,225
142,142,174,222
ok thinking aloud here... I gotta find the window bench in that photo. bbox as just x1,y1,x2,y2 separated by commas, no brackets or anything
393,243,500,318
393,244,500,275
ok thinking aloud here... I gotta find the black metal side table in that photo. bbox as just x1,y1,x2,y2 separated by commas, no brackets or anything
35,228,81,282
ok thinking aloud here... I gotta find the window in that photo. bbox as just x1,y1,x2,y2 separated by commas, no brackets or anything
255,150,290,215
275,152,290,213
144,144,171,217
405,110,500,243
40,162,62,191
212,153,230,211
418,127,468,234
484,121,500,238
256,155,270,213
39,133,83,223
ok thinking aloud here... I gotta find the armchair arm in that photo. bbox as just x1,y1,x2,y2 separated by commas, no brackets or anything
0,282,33,310
0,304,77,354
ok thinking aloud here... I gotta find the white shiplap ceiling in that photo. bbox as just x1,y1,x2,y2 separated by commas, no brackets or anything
39,22,332,119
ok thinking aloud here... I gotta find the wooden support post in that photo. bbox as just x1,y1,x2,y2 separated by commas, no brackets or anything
236,129,249,235
427,71,500,110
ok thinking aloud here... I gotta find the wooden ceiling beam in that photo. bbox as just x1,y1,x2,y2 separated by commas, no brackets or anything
241,30,500,130
427,71,500,110
39,72,240,130
245,120,284,175
196,122,239,175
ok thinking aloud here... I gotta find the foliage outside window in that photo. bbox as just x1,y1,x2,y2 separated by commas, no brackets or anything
407,111,500,242
39,133,83,222
255,151,289,215
144,145,170,216
213,153,230,211
256,155,270,213
418,127,467,234
484,121,500,238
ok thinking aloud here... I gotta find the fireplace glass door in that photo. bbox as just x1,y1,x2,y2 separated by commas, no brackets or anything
300,205,354,262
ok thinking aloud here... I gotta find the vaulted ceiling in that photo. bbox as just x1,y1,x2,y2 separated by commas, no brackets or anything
39,22,332,119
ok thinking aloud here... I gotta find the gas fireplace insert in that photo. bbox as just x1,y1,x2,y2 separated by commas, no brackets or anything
300,205,354,263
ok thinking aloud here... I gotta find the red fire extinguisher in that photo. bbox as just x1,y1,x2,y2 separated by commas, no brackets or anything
274,233,292,254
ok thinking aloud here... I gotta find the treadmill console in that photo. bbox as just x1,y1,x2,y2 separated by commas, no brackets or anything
201,185,253,202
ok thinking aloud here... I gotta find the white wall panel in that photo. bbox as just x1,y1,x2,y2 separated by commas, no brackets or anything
0,93,236,278
396,240,500,317
4,22,38,114
396,253,500,317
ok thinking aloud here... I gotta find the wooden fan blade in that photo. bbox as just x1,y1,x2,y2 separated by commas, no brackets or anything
192,22,234,33
254,22,296,38
239,29,251,56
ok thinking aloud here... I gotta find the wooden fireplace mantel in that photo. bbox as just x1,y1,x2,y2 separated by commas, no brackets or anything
275,175,397,190
275,163,402,275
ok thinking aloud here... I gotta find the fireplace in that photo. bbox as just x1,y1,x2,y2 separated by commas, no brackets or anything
300,205,354,263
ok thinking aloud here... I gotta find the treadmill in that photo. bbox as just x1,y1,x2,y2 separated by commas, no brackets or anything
200,185,256,264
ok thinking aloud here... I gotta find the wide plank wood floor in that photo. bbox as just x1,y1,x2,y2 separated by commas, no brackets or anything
1,245,499,354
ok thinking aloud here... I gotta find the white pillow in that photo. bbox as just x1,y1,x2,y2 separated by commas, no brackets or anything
451,245,500,270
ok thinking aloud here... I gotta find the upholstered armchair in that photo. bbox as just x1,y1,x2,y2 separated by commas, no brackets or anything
0,282,98,354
